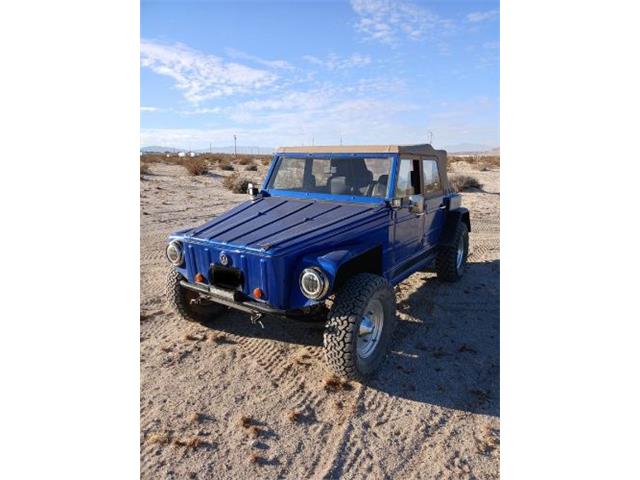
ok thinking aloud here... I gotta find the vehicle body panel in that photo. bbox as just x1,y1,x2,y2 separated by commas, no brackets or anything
167,144,467,313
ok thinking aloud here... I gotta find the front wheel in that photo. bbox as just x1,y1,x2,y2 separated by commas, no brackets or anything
323,273,396,380
165,269,225,323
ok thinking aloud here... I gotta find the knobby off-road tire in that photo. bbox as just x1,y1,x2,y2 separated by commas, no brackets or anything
323,273,396,380
436,221,469,282
165,269,225,323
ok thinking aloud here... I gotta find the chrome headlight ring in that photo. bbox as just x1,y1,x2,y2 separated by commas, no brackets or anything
299,267,329,300
166,240,184,266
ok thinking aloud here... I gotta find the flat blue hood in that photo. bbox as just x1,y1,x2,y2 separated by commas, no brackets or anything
184,196,387,254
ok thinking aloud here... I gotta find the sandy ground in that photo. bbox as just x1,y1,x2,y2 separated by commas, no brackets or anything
140,161,500,479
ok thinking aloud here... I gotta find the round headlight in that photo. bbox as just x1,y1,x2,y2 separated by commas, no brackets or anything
300,268,329,300
166,240,184,266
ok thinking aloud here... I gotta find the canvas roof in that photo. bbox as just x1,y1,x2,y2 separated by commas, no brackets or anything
276,144,445,155
276,144,449,192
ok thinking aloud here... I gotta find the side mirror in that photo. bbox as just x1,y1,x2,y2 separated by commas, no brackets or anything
408,194,424,214
247,183,259,198
390,197,403,209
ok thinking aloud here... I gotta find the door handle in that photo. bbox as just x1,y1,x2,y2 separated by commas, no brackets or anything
438,204,447,210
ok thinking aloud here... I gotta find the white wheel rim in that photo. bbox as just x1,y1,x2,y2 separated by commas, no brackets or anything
357,298,384,359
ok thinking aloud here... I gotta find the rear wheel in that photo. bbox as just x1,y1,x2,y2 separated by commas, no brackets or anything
436,222,469,282
323,273,396,380
165,269,225,323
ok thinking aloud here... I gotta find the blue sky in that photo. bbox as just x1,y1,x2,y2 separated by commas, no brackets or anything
141,0,499,150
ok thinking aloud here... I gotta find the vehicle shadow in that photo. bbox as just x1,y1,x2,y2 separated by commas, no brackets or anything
202,259,499,417
372,259,500,416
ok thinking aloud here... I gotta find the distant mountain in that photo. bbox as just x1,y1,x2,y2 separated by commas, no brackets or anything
142,144,499,155
141,145,175,153
194,145,275,155
442,143,497,154
141,145,275,154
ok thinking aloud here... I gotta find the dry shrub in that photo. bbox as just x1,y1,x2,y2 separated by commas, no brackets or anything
188,412,203,424
140,162,150,175
449,175,483,192
173,436,209,449
147,432,170,445
208,333,235,344
323,375,352,393
480,155,500,167
448,155,500,169
140,153,168,164
245,164,258,171
476,426,500,455
183,332,206,342
237,157,253,165
183,158,208,176
223,176,252,194
220,163,234,171
239,415,253,428
287,411,302,423
261,157,271,166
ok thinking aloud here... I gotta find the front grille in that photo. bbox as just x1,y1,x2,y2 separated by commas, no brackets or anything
210,264,244,290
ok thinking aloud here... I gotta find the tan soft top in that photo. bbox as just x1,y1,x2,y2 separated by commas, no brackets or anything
276,143,449,191
276,144,446,155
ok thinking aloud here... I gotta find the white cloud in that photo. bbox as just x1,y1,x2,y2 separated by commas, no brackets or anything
302,53,372,70
140,86,420,148
140,106,160,112
179,107,222,115
350,0,446,44
466,10,499,23
224,48,293,70
140,40,277,104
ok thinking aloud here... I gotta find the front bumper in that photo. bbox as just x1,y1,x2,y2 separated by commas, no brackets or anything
179,280,291,317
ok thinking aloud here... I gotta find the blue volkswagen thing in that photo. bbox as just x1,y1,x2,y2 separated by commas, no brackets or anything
165,144,470,380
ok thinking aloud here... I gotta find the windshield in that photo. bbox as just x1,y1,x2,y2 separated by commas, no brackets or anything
266,156,392,198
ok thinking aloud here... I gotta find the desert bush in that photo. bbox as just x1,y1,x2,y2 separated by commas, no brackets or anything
448,155,500,171
223,176,253,194
140,153,167,164
262,157,271,166
182,158,208,176
479,155,500,167
237,157,253,165
140,162,150,175
220,163,234,171
245,164,258,171
449,174,483,192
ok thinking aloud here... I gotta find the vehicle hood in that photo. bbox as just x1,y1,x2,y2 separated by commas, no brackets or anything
183,196,388,254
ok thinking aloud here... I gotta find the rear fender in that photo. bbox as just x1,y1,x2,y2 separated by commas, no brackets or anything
440,208,471,247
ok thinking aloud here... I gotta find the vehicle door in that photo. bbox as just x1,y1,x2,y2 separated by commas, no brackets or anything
421,158,446,249
392,158,425,264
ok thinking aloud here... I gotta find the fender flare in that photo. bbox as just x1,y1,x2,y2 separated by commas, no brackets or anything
440,208,471,247
301,244,383,290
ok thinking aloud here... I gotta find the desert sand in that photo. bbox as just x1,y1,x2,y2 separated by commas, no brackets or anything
140,160,500,479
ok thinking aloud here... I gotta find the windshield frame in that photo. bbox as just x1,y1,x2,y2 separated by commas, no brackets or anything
262,152,398,204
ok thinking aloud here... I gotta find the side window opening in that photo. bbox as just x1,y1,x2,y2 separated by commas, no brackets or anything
422,159,443,197
395,159,421,198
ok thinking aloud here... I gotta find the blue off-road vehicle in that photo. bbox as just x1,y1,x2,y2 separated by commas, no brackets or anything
165,144,470,380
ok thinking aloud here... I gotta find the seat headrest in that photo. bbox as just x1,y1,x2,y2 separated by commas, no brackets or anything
349,159,373,188
328,176,348,195
372,174,389,197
